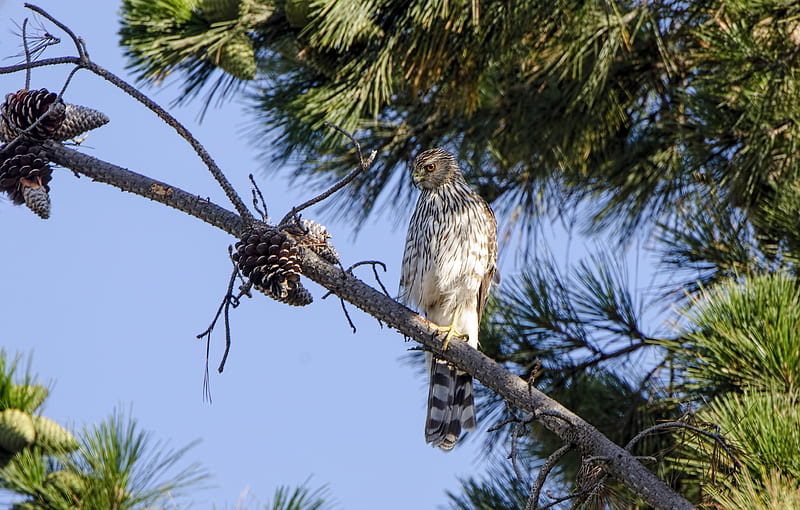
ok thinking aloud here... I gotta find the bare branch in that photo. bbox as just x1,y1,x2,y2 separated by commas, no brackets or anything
510,419,528,485
249,174,268,222
42,142,245,236
197,253,242,400
526,444,573,510
625,420,742,470
22,18,31,89
278,124,377,226
338,297,357,334
79,59,254,224
0,55,81,75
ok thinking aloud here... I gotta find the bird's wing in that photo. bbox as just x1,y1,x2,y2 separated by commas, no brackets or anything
476,201,498,323
398,204,420,306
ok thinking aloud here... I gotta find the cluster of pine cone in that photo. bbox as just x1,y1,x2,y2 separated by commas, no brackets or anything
232,219,339,307
0,87,109,218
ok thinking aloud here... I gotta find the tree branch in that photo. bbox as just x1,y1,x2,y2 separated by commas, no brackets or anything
39,141,695,510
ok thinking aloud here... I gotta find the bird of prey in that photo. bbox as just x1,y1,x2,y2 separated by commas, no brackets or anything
399,148,498,450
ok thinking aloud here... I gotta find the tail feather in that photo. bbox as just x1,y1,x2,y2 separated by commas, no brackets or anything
425,358,476,450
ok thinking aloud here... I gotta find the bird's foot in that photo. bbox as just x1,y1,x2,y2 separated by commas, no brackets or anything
435,324,468,351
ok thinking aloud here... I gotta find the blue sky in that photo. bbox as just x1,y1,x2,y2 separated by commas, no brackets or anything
0,2,668,508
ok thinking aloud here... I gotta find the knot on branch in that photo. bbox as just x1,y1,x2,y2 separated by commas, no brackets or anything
232,224,312,306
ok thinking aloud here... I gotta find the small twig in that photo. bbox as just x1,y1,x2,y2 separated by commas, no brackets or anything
217,281,238,374
25,3,88,60
339,298,357,334
324,122,365,164
22,18,31,89
369,261,391,297
322,260,390,299
57,65,81,99
249,174,268,222
487,416,520,433
525,444,573,510
81,59,255,223
0,55,80,75
320,260,390,334
624,421,742,470
509,420,528,485
12,16,60,64
197,255,242,401
536,491,581,510
278,124,377,226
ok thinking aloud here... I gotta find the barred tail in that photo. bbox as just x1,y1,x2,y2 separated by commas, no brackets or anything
425,358,476,451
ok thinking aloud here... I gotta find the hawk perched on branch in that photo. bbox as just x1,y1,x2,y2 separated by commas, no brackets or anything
400,148,498,450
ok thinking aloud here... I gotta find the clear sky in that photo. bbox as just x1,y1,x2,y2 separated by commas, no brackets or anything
0,2,664,509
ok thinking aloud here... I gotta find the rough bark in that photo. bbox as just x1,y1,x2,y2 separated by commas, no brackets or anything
43,142,694,510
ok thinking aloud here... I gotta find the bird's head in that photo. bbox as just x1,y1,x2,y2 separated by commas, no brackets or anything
410,148,461,190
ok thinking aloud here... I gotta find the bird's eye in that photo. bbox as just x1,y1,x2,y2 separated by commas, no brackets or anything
424,163,436,172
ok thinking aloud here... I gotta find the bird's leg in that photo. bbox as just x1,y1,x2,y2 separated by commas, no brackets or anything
436,310,468,351
417,314,468,350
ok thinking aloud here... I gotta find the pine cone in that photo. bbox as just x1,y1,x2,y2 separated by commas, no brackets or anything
217,31,256,80
232,227,312,306
52,103,109,142
0,142,52,206
297,218,340,264
32,415,79,453
200,0,240,21
0,409,36,453
21,185,50,219
1,88,66,140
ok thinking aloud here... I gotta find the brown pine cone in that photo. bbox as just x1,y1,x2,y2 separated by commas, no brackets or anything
1,89,66,140
0,142,52,206
232,226,312,306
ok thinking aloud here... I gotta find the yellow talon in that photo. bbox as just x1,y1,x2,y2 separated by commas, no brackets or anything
436,324,468,351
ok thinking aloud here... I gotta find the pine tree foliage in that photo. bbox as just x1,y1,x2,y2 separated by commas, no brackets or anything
263,482,333,510
711,470,800,510
120,0,800,237
675,273,800,397
659,273,800,507
0,352,207,510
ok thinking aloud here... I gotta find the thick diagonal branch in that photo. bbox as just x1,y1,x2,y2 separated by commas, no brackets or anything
42,142,693,510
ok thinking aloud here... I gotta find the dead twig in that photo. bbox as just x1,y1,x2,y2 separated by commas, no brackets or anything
278,123,377,226
197,249,244,401
322,260,391,332
510,418,529,485
526,444,573,510
249,174,268,222
339,297,357,334
625,421,742,470
24,3,88,60
22,18,32,89
12,16,60,65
